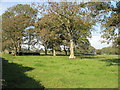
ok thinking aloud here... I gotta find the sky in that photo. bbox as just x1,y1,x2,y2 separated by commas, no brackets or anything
0,0,115,49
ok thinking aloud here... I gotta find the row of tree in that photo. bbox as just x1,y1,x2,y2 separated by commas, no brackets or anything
2,1,119,58
96,46,119,55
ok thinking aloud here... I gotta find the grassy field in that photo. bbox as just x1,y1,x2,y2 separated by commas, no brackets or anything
1,54,119,88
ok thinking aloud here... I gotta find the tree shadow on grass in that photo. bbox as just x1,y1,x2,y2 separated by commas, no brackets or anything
75,54,105,59
1,57,45,89
100,58,120,66
40,54,53,56
56,54,69,56
40,54,69,56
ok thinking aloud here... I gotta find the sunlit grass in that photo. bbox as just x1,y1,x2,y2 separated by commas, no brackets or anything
2,54,118,88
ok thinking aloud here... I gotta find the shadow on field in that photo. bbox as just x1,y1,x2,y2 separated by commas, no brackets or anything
56,54,69,56
75,54,105,59
40,54,69,56
100,58,120,66
39,54,52,56
1,57,45,88
17,52,40,56
79,56,103,59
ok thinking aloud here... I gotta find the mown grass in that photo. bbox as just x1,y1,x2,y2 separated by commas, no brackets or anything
1,54,119,88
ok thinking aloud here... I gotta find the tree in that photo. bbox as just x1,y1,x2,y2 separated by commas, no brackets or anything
2,4,37,55
35,13,63,56
33,1,110,58
2,14,30,54
36,28,50,55
75,38,90,54
62,40,70,56
31,1,110,58
101,1,120,47
100,46,118,55
88,46,96,54
96,49,101,55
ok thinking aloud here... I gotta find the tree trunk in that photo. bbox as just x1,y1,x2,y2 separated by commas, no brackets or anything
66,19,75,59
45,46,47,55
14,46,17,56
18,42,21,54
64,45,67,56
28,34,31,51
69,39,75,59
28,44,30,51
64,50,67,56
53,49,56,56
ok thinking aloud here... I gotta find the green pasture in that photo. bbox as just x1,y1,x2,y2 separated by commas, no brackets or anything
1,54,119,88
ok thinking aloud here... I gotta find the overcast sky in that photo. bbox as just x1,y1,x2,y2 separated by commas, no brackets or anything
1,0,114,49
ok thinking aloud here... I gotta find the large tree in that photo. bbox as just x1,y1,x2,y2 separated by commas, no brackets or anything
2,4,37,54
35,2,109,59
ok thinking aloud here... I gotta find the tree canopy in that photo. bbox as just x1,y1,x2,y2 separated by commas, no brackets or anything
101,1,120,48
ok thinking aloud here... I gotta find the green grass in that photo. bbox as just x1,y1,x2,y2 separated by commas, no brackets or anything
1,54,119,88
